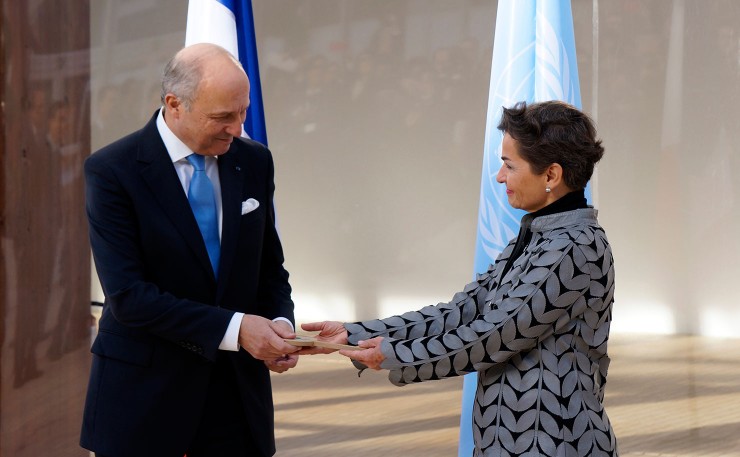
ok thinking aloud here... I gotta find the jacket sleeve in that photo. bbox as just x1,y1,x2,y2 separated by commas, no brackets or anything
344,242,515,345
376,226,614,386
254,149,294,325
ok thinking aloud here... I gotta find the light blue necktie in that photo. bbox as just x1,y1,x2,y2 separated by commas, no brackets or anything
187,154,220,277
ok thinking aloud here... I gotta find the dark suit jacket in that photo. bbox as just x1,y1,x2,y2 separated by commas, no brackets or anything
80,111,294,457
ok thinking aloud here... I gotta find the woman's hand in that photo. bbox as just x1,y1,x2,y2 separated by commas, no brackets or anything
340,337,386,370
298,321,348,354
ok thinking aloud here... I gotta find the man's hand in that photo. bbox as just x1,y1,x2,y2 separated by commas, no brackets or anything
339,337,386,370
238,314,298,361
264,320,299,373
264,353,299,373
298,321,349,355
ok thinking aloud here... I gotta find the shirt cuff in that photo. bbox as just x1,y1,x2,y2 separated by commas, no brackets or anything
219,312,244,352
272,317,294,331
219,314,294,352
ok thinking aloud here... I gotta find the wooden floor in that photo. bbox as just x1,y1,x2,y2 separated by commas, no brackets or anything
270,334,740,456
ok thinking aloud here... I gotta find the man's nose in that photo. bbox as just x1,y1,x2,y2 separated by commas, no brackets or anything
225,118,243,137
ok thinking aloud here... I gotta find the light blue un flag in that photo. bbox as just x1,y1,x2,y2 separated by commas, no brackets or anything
185,0,268,145
459,1,585,454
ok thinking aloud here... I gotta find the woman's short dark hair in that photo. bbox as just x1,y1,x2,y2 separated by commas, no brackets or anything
497,101,604,190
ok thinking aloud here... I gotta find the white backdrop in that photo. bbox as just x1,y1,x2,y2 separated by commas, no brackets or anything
90,0,740,338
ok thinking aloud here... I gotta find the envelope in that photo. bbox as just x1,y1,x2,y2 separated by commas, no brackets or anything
283,336,362,351
241,198,259,215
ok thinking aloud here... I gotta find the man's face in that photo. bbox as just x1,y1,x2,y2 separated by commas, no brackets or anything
168,59,250,156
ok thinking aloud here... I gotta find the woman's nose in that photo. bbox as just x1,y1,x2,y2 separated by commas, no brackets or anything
496,166,505,183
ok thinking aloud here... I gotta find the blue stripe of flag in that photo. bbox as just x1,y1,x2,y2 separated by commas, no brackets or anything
215,0,268,145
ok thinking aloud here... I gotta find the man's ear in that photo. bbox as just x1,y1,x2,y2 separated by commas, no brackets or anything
163,93,181,118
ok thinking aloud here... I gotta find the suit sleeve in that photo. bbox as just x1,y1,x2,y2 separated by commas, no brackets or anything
254,148,295,325
85,154,233,361
371,227,614,386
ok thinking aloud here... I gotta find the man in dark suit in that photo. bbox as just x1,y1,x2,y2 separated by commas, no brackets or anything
80,43,299,457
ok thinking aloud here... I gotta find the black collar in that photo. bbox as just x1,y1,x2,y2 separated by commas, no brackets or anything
528,189,588,220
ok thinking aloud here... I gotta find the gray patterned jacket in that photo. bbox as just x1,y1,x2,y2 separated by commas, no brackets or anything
346,208,617,456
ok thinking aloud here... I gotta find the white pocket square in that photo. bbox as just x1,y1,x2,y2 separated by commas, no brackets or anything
241,198,260,215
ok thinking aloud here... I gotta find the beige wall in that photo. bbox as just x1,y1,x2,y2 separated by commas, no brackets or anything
91,0,740,337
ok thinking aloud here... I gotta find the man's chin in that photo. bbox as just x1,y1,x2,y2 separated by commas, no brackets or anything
209,141,233,156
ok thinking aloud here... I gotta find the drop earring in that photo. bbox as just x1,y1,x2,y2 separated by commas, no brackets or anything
545,187,551,193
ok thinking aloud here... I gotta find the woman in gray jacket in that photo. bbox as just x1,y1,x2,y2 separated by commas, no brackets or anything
301,100,617,457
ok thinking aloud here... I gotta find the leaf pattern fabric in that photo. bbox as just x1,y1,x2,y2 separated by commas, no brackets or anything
346,208,618,456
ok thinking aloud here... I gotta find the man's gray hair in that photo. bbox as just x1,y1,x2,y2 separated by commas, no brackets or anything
160,44,243,110
160,53,202,110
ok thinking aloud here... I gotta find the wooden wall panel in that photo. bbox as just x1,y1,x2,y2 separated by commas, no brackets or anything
0,1,91,455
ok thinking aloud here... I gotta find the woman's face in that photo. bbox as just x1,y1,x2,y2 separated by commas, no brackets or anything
496,133,549,213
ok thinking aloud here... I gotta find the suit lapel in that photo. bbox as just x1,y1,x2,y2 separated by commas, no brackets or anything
136,114,215,281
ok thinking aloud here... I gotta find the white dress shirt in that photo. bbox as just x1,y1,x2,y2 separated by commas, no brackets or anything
155,109,292,352
157,108,295,351
158,112,224,231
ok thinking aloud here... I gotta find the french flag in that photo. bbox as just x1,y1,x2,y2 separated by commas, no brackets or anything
185,0,267,145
